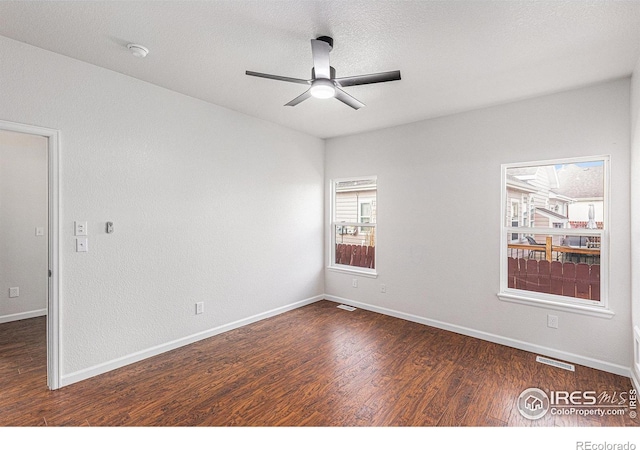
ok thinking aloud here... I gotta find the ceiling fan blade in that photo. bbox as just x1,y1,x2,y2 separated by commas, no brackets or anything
246,71,310,85
334,88,365,110
334,70,401,87
310,39,331,79
285,89,312,107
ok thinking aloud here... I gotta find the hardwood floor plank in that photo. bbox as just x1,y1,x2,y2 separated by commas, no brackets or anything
0,303,636,427
438,378,481,426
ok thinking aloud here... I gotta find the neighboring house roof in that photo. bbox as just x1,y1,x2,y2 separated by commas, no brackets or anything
507,165,559,191
505,174,538,193
507,167,538,177
553,164,603,199
536,207,569,222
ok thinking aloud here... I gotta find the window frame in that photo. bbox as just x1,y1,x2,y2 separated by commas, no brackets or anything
498,156,613,318
328,176,378,278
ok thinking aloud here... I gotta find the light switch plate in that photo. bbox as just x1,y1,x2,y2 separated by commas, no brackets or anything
74,221,87,236
35,227,44,236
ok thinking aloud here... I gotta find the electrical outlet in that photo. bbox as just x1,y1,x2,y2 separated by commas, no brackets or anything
76,238,88,252
547,314,558,329
9,287,19,298
352,278,358,288
380,284,386,293
196,302,204,315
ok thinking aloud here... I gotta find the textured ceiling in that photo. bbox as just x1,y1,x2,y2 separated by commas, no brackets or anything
1,1,640,138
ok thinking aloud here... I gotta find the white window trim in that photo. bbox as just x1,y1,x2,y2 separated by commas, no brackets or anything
498,155,613,318
329,176,378,277
327,264,378,278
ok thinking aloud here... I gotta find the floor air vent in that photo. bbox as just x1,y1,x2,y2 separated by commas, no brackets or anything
337,304,356,311
536,356,575,372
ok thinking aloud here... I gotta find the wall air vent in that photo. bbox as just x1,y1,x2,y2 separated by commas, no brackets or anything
536,356,575,372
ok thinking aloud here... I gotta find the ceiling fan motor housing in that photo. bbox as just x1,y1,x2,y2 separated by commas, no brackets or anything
312,66,336,80
316,36,333,49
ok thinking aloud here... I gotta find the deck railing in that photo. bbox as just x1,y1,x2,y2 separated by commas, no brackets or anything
508,236,600,264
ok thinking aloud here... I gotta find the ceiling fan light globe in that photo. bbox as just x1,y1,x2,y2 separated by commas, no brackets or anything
310,79,336,99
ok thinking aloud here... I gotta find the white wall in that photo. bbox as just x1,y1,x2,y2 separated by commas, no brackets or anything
630,59,640,387
326,79,632,374
0,130,48,322
0,35,325,383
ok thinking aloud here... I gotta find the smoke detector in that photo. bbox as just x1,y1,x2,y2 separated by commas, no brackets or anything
127,43,149,58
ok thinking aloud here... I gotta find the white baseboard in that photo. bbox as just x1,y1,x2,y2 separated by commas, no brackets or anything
60,294,323,387
324,295,632,378
0,309,46,324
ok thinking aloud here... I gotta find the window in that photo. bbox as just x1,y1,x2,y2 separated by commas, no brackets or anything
330,177,377,276
358,198,373,233
510,200,520,240
499,157,611,317
359,200,372,223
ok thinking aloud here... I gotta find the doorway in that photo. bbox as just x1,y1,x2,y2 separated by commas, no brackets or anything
0,120,59,389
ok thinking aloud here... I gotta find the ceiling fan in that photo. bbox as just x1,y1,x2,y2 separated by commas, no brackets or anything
245,36,401,110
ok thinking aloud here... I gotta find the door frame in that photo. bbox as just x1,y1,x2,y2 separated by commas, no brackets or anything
0,119,60,389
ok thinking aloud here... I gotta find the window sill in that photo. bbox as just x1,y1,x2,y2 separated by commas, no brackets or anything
497,292,615,318
327,265,378,278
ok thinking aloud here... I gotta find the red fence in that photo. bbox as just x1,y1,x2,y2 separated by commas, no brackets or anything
336,244,375,269
507,257,599,301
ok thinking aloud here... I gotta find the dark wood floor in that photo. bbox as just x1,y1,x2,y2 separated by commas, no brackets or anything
0,300,637,426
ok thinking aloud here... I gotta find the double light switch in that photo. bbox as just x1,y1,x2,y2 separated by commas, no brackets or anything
75,221,88,252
